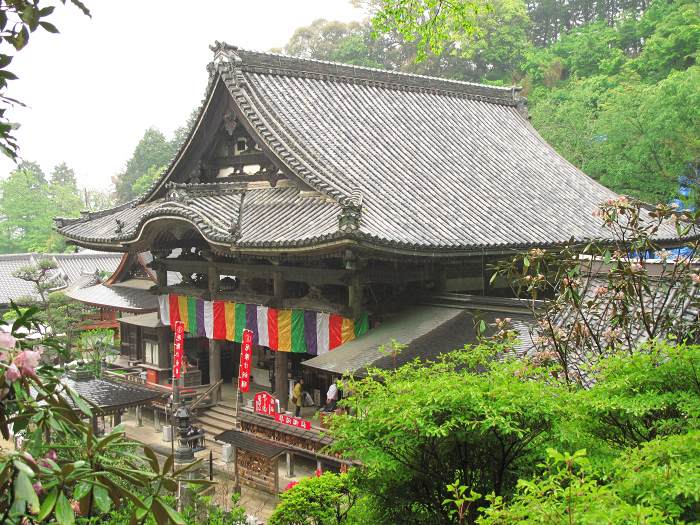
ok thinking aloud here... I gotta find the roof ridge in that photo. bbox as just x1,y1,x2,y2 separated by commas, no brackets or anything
212,42,520,104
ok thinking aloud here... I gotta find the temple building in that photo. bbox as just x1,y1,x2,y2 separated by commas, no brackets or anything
55,43,630,485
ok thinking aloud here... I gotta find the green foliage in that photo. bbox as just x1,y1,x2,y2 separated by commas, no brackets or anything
613,431,700,521
132,164,166,198
571,344,700,451
328,347,564,524
113,128,176,203
0,309,210,524
478,449,667,524
79,329,117,377
0,161,84,253
269,472,359,525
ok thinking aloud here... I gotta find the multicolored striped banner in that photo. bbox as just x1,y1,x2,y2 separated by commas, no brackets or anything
159,294,369,355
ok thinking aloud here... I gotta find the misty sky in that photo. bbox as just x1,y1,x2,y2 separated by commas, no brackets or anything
0,1,365,190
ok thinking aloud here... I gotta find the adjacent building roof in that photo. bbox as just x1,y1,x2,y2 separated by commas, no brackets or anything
0,251,122,305
118,311,163,328
55,44,673,256
303,298,535,376
66,281,159,312
62,375,161,412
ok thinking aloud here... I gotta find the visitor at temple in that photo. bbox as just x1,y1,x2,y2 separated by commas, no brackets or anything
324,381,339,412
292,377,304,417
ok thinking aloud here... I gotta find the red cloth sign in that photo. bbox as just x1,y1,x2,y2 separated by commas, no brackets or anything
254,391,278,416
275,413,311,431
173,321,185,379
238,329,253,393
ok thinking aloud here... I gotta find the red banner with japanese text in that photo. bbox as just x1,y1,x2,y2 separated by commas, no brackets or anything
275,412,311,431
238,328,253,393
173,320,185,379
254,391,277,416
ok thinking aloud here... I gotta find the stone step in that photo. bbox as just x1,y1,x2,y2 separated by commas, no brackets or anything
195,414,232,434
209,405,237,419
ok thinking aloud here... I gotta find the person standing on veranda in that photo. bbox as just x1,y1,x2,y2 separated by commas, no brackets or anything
292,378,304,417
324,381,339,412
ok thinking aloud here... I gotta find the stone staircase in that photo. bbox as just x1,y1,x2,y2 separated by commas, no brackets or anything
193,401,237,447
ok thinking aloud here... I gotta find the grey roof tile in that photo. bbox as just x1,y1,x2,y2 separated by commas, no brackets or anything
0,252,121,305
56,46,678,253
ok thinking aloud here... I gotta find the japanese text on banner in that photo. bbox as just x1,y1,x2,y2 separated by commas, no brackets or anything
275,412,311,431
173,321,185,379
238,328,253,393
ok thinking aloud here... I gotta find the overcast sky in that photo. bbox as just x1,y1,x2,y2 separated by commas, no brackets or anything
0,0,365,191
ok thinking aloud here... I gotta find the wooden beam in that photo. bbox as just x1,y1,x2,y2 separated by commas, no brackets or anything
155,258,351,286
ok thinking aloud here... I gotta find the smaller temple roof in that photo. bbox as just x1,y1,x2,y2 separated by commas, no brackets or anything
0,251,122,305
119,311,162,328
62,376,161,412
215,429,286,458
67,281,159,312
303,300,535,376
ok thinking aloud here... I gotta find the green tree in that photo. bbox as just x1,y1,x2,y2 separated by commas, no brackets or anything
329,346,564,524
49,162,84,222
132,164,165,197
113,128,175,203
269,472,360,525
0,162,54,252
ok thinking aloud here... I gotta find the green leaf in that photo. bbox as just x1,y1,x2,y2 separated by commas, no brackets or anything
14,470,40,514
67,388,92,417
157,498,186,525
55,492,75,525
143,445,160,473
37,488,58,521
92,485,111,513
39,21,59,34
73,481,90,500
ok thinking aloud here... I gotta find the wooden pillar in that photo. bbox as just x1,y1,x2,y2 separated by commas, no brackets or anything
136,406,143,427
208,264,219,299
91,415,98,435
316,458,323,472
348,273,362,319
273,271,289,407
285,452,294,477
209,339,222,402
435,265,448,293
154,408,160,431
113,411,121,427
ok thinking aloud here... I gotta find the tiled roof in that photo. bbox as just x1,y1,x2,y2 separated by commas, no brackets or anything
66,282,159,312
55,44,678,254
303,300,535,376
0,252,122,305
62,376,161,410
57,184,341,249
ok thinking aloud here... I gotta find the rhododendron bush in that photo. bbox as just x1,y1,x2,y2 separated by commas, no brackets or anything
494,197,700,383
0,306,206,524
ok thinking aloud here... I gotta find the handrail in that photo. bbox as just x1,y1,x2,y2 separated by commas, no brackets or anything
189,379,223,411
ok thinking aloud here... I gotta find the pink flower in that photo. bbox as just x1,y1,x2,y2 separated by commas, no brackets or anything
315,468,323,477
630,262,644,273
45,450,57,461
32,482,44,496
0,332,16,350
5,363,21,383
284,481,299,491
13,350,42,378
70,499,81,516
